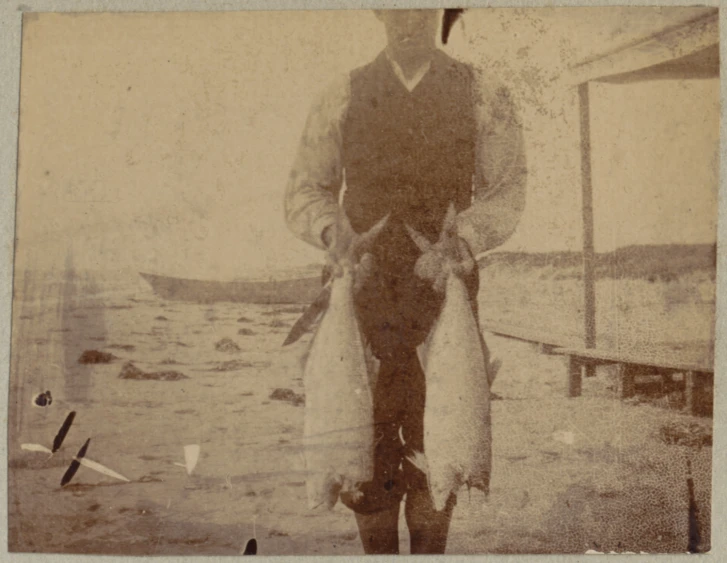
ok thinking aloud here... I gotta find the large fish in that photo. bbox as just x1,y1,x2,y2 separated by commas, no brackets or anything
302,210,386,510
405,204,498,512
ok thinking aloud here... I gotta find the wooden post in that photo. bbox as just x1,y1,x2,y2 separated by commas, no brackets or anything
617,363,636,399
684,371,695,414
567,356,583,397
579,82,596,379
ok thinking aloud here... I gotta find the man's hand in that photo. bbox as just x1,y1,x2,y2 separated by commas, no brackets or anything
321,224,342,278
321,224,335,249
321,221,377,290
407,207,476,293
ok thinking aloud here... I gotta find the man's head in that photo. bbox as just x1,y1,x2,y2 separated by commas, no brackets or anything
373,10,440,66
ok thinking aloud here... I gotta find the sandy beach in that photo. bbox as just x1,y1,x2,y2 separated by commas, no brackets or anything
7,267,713,555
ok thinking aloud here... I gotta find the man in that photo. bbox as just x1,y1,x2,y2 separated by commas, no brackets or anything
285,9,526,554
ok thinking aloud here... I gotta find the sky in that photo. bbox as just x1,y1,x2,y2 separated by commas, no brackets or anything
15,7,719,280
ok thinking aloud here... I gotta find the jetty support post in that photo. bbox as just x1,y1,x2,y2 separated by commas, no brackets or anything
579,81,597,379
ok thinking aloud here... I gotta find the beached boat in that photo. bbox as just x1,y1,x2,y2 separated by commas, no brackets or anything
139,272,322,304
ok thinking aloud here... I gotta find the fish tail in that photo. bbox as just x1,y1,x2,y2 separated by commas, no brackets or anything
306,472,342,511
325,475,343,510
467,475,491,502
341,479,365,505
480,480,491,503
407,451,441,508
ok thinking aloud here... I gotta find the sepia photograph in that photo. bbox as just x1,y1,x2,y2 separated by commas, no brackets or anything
4,3,720,557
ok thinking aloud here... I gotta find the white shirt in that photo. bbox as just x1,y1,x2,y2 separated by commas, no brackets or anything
385,52,432,93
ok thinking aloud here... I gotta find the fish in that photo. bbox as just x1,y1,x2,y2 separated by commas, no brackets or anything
405,203,497,512
302,210,387,510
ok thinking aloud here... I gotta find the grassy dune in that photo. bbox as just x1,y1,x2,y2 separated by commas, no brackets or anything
478,244,716,282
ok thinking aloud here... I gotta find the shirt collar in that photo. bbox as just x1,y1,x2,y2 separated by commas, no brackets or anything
385,51,432,93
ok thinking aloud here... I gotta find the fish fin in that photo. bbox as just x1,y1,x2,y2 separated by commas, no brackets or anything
404,224,432,254
441,202,459,239
415,343,427,373
406,451,429,476
417,326,436,372
363,338,380,391
437,203,461,262
353,214,389,258
283,285,331,346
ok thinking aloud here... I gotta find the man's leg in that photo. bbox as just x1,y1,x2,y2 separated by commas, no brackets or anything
405,487,456,554
353,504,401,554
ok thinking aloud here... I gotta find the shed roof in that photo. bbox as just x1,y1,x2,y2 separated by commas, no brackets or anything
568,8,719,85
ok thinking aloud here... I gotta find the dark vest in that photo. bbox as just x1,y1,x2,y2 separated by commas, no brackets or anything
342,50,477,269
340,50,479,357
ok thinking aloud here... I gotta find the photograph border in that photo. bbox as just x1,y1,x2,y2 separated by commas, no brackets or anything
1,1,723,561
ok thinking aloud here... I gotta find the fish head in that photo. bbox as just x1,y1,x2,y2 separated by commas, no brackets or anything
327,211,388,281
405,204,475,291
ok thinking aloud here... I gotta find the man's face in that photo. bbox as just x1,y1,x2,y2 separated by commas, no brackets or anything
375,10,439,61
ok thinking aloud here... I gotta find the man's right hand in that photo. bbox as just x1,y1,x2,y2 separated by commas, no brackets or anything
322,224,343,278
321,221,377,289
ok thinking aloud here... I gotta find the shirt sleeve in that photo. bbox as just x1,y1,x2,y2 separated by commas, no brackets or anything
284,74,351,250
456,70,527,256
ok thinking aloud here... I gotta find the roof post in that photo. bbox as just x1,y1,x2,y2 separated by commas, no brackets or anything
579,81,597,357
